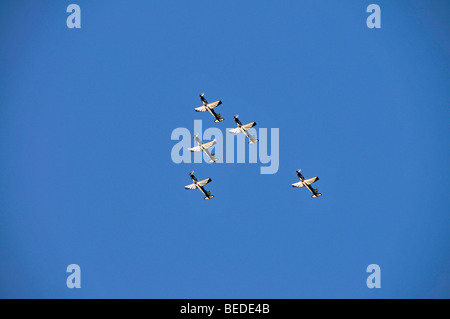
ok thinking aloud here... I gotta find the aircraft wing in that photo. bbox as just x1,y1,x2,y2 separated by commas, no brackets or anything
228,127,241,134
304,177,319,185
202,140,216,149
185,183,197,190
242,122,256,130
197,178,212,187
291,181,304,187
207,100,222,109
188,146,202,152
194,106,208,112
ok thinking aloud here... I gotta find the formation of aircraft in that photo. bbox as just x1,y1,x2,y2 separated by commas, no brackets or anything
185,93,322,200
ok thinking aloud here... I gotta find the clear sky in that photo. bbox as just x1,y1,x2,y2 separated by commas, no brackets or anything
0,0,449,298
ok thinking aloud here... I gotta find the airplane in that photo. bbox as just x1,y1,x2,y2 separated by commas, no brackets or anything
184,171,214,200
228,115,259,144
291,169,322,198
194,93,224,123
188,134,219,163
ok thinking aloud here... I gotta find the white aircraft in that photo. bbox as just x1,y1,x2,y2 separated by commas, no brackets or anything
184,171,214,200
291,169,322,198
188,134,219,163
194,93,224,123
228,115,259,144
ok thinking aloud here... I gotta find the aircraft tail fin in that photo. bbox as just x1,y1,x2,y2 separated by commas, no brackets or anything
248,135,259,144
214,113,224,123
204,190,214,200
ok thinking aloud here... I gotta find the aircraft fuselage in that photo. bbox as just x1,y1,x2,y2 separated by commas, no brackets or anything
296,171,321,197
208,108,221,122
200,94,223,122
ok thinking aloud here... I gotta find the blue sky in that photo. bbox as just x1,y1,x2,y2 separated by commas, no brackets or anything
0,1,449,298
